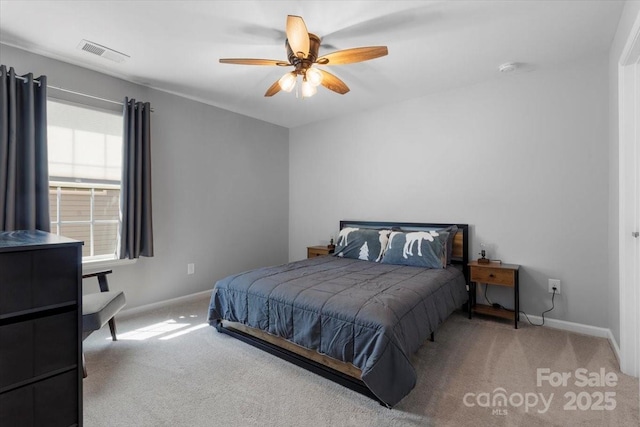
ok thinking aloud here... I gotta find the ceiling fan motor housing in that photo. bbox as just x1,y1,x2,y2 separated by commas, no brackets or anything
286,33,321,74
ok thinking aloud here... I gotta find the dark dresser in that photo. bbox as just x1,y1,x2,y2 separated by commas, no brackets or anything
0,230,83,426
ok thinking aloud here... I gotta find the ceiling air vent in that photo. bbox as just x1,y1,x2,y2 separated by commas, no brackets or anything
76,39,130,63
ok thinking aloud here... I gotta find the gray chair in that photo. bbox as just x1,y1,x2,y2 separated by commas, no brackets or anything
82,270,126,377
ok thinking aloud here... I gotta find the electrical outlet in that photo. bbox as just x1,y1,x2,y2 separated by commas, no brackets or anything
548,279,561,294
187,263,195,275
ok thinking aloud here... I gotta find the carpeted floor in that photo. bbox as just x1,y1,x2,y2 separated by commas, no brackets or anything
83,292,639,426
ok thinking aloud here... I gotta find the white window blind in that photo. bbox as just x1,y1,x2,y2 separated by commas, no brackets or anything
48,100,122,182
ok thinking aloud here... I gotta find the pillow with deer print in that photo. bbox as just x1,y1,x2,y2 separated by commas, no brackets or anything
381,230,446,268
334,228,392,262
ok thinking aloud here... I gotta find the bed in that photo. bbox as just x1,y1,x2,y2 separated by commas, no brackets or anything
208,221,469,407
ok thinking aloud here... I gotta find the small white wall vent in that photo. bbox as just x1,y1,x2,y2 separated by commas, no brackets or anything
498,62,518,73
76,39,130,63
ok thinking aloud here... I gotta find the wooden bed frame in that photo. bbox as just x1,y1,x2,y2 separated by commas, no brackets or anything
215,221,470,405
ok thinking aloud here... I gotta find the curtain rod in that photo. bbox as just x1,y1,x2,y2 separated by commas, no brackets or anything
8,73,152,111
50,84,125,107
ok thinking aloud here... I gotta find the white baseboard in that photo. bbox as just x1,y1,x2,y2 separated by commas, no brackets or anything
525,314,621,365
118,289,212,319
606,329,622,365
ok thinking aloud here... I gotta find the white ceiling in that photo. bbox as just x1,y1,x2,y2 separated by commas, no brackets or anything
0,1,625,128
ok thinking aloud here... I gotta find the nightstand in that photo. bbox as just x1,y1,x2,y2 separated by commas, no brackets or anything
468,260,521,329
307,245,335,258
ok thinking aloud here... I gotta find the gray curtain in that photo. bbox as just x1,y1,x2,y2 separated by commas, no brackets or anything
0,65,50,232
118,97,153,259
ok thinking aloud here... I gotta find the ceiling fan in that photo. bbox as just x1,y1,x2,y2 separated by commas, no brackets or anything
219,15,388,98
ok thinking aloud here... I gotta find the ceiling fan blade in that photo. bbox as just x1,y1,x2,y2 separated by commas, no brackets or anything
264,79,282,97
219,58,290,66
316,46,388,65
318,69,350,95
286,15,310,59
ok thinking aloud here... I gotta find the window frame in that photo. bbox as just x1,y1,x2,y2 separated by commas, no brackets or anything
46,96,134,267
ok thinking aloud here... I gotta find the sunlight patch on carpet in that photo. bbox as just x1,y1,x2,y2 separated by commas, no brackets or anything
110,318,206,340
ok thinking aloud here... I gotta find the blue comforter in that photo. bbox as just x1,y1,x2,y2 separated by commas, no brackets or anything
208,256,467,407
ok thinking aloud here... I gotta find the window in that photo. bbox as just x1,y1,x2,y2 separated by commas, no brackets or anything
47,100,123,262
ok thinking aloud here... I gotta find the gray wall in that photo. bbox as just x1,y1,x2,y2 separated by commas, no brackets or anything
289,54,610,329
607,0,640,346
1,44,290,308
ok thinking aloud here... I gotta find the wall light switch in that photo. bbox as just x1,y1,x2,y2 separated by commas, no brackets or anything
187,263,195,275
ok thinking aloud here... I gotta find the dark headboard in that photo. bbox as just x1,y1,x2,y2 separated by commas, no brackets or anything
339,220,470,281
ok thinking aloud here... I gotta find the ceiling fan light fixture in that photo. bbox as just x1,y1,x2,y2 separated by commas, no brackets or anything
279,72,297,92
306,68,323,87
301,78,317,97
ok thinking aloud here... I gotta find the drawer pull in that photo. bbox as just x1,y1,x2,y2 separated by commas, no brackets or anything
489,274,495,278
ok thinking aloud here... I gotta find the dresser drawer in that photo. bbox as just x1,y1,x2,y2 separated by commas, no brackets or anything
0,247,78,315
470,266,515,286
0,310,78,389
0,369,78,427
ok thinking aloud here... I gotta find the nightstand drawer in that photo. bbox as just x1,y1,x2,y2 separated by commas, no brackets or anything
307,246,334,258
470,267,514,286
